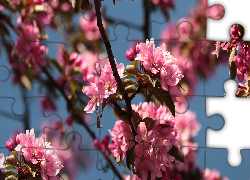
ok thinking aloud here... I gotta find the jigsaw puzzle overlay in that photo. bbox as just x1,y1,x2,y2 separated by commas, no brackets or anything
0,0,247,179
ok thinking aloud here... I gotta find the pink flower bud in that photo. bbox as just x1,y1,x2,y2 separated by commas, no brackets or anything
6,139,14,151
126,48,134,61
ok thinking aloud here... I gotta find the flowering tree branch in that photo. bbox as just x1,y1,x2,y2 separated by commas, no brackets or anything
93,0,137,137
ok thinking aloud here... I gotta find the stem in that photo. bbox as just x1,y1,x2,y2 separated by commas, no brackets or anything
143,0,151,103
93,0,137,137
130,85,143,100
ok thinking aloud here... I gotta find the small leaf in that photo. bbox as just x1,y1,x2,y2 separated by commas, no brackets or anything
115,155,121,166
131,60,138,68
125,75,135,79
125,84,137,94
2,170,16,176
21,75,32,90
154,85,175,117
6,165,16,170
11,151,18,159
131,113,140,132
168,146,185,163
123,79,137,87
72,0,82,14
126,65,140,75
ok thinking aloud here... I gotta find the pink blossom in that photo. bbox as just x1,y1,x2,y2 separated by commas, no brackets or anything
0,153,6,169
79,10,106,41
83,59,125,113
124,172,141,180
40,147,64,180
108,137,126,159
175,108,200,143
203,168,229,180
93,135,111,153
15,16,47,67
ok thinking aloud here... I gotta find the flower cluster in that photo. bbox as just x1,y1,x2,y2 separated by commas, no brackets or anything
0,129,63,180
134,38,184,98
108,102,181,180
83,58,125,113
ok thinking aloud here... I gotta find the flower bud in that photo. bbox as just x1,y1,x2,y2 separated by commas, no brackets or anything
126,48,134,61
6,155,20,166
6,139,14,152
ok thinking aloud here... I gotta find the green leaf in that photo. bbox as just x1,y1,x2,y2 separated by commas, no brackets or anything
72,0,82,14
11,151,18,159
125,84,137,94
168,146,185,163
126,65,140,75
70,66,83,76
123,79,137,87
6,165,16,170
131,113,140,132
115,155,121,166
126,145,135,170
69,80,82,94
125,75,135,79
131,60,138,68
154,85,175,117
2,170,17,176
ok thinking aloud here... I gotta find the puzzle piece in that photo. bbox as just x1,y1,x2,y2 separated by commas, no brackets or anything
206,79,250,167
206,0,248,42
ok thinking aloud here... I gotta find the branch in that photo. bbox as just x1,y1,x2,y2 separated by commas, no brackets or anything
130,85,143,101
93,0,137,137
